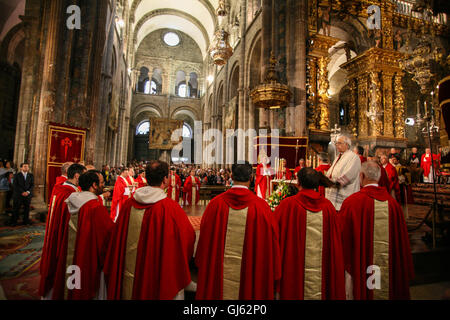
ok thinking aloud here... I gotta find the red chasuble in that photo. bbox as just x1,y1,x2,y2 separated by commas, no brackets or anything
183,175,201,205
195,187,281,300
104,187,195,300
39,183,79,298
359,155,367,163
378,164,390,193
294,165,305,176
167,173,181,202
110,176,130,222
275,189,345,300
55,175,68,186
384,163,400,202
421,153,439,177
315,164,331,197
339,186,414,300
65,193,114,300
283,168,292,180
255,164,272,199
136,176,148,189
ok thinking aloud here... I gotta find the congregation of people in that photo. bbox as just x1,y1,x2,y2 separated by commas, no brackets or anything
1,137,446,300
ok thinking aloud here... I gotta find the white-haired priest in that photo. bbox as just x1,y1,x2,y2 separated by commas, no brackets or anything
325,135,361,211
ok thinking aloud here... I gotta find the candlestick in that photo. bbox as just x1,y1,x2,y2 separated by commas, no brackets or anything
424,101,428,117
416,100,420,116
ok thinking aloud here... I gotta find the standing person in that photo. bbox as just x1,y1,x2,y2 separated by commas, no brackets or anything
340,161,414,300
8,163,34,226
381,154,401,202
255,154,273,199
39,163,86,299
168,167,181,203
421,148,439,183
136,170,148,189
315,153,332,197
353,146,367,163
55,162,73,186
294,158,306,178
62,171,115,300
104,161,195,300
281,159,292,180
367,153,390,193
183,170,201,206
110,167,131,222
195,162,281,299
275,168,345,300
325,135,361,211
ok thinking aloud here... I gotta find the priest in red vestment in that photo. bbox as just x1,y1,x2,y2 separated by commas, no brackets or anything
368,154,390,193
126,167,138,193
281,159,292,180
275,167,345,300
110,167,131,222
54,162,73,186
63,170,115,299
183,170,201,205
294,158,306,178
168,167,181,203
353,146,367,163
136,170,148,188
340,161,414,300
315,153,331,197
104,160,195,300
39,163,86,299
380,154,400,202
255,155,273,199
421,148,439,183
195,162,281,300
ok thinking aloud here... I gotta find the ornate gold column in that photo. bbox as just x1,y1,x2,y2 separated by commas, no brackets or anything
340,47,406,150
348,78,358,138
393,73,406,138
307,34,338,131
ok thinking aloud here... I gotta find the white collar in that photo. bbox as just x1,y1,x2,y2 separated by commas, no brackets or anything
363,183,379,188
63,181,79,192
231,185,248,189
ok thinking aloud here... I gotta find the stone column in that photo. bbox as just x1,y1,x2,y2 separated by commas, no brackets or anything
294,0,307,136
32,0,63,207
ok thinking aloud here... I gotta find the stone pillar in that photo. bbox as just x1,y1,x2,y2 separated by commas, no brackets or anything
294,0,307,136
185,75,191,97
32,0,63,207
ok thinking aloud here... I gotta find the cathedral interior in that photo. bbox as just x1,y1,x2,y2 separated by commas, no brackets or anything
0,0,450,300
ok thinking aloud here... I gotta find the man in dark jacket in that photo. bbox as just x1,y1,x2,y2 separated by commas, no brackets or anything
9,163,34,226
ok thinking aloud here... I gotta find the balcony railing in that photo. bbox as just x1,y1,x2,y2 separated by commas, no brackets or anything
393,0,448,25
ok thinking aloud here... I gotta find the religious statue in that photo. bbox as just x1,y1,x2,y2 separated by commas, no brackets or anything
394,30,404,51
319,6,331,36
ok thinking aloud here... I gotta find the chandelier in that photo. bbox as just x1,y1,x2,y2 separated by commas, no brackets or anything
250,52,292,109
209,0,233,66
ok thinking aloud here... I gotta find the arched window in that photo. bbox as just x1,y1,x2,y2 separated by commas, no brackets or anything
178,84,187,97
182,123,192,138
136,121,150,135
144,80,157,94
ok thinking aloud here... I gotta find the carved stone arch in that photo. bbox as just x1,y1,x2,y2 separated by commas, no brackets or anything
171,105,200,121
0,22,25,65
132,103,164,125
133,9,210,49
329,16,371,54
228,61,240,100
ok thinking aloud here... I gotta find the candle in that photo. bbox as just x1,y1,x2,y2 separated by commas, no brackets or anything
416,100,420,115
424,101,428,116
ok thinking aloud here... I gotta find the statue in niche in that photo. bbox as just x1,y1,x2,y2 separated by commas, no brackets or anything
319,6,331,36
369,28,382,48
394,30,404,51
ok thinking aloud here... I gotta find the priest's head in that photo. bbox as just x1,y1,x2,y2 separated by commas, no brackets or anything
119,167,129,177
61,162,73,176
79,170,104,195
359,161,381,187
380,154,388,165
231,162,253,187
353,146,364,156
335,135,351,153
67,163,87,186
146,160,169,188
318,153,329,164
297,167,320,190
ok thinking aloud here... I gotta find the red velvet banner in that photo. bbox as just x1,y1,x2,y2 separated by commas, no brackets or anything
253,136,308,170
46,123,86,203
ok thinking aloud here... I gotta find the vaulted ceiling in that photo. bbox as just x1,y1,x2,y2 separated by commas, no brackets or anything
129,0,221,57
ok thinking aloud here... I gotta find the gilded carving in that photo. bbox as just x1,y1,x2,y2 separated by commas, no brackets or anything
368,71,382,136
382,72,394,137
357,75,368,137
317,56,330,130
348,79,358,137
393,74,406,138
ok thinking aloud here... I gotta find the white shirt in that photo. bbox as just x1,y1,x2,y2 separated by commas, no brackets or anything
231,185,248,189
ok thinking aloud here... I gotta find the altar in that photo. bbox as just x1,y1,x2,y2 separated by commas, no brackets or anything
270,179,298,194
